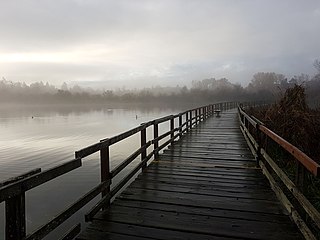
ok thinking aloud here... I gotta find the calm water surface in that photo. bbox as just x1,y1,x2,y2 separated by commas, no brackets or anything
0,105,181,239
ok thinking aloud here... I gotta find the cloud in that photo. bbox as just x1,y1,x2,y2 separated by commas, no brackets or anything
0,0,319,87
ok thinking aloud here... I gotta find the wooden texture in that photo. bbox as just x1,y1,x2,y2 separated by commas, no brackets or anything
77,109,303,240
259,125,320,176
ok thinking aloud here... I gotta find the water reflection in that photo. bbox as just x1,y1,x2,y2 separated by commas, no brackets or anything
0,104,182,239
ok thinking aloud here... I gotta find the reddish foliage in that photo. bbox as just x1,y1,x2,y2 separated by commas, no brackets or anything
248,85,320,163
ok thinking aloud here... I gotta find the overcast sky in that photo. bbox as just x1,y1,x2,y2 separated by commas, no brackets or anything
0,0,319,88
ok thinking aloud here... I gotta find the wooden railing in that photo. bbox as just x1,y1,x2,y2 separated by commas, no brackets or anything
0,102,237,240
238,105,320,240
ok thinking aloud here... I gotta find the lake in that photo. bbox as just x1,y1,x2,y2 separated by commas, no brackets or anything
0,104,184,239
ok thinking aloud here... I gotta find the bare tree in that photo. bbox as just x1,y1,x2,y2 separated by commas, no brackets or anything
313,59,320,73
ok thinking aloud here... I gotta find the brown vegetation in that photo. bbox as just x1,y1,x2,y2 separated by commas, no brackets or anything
248,85,320,163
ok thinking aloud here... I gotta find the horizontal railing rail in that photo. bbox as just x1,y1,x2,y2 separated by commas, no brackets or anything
238,104,320,240
0,101,238,240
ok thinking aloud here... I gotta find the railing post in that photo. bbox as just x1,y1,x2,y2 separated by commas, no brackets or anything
195,109,199,124
186,112,189,132
256,123,262,167
140,124,147,170
5,193,26,240
190,111,193,128
201,108,204,121
179,114,183,138
153,121,159,159
295,161,305,192
100,143,110,205
170,116,174,145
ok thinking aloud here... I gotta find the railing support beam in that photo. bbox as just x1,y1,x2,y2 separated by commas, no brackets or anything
100,144,111,206
5,193,26,240
153,122,159,159
140,125,147,170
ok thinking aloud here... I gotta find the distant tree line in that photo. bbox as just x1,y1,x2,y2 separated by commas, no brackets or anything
1,60,320,106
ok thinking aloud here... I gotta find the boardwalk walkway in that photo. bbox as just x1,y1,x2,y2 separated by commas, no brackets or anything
77,109,303,240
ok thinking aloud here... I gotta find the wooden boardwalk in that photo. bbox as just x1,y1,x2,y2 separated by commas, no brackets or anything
77,109,303,240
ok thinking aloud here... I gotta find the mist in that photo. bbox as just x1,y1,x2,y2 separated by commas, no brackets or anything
1,67,320,108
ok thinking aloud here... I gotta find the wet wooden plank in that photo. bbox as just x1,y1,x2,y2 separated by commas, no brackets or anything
111,198,290,224
93,205,301,240
118,188,286,214
138,171,268,185
143,167,266,180
129,181,276,201
146,164,264,177
78,221,237,240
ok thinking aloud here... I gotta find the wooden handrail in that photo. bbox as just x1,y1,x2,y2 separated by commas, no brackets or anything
0,159,81,201
259,125,320,176
0,168,41,188
238,105,320,177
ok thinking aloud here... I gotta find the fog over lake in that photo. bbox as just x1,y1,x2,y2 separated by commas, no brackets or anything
0,105,181,239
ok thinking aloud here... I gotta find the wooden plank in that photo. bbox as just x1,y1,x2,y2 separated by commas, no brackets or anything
159,154,255,163
151,159,258,170
121,186,283,206
78,221,237,240
112,198,290,223
161,152,255,162
171,143,250,150
143,168,266,183
92,205,301,240
144,167,265,181
140,173,267,188
136,175,271,191
164,149,254,158
146,164,264,177
118,189,286,214
166,147,252,155
129,180,277,201
137,171,268,186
